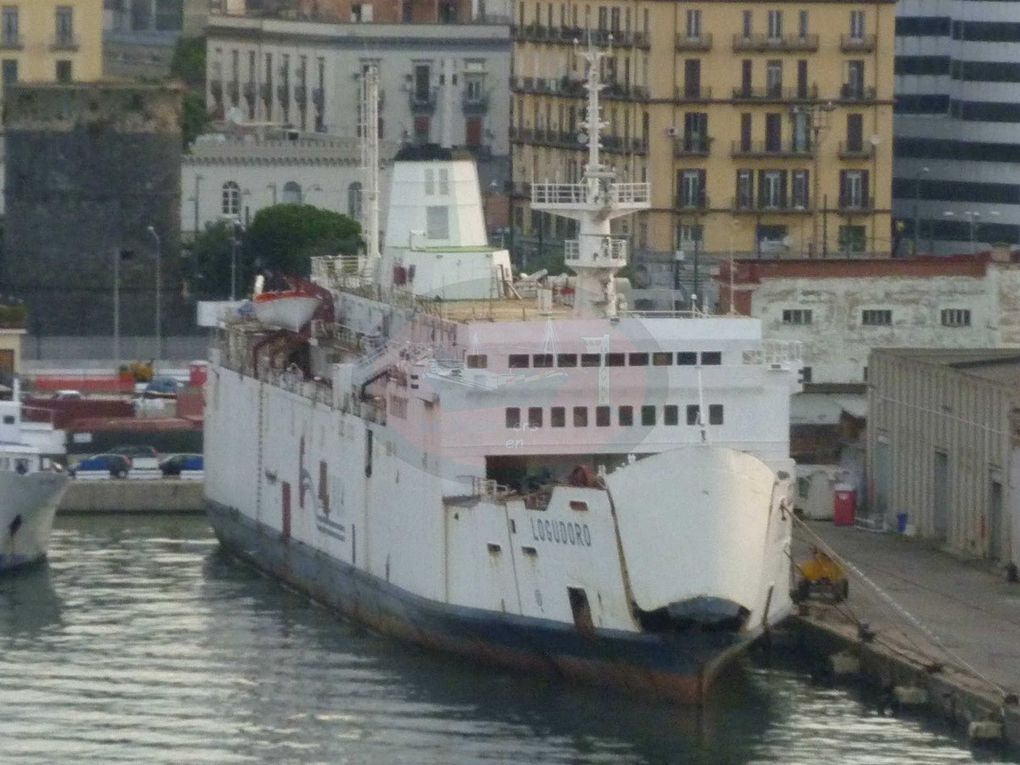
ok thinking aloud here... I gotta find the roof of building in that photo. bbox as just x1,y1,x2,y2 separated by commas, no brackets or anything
872,348,1020,387
718,254,1016,285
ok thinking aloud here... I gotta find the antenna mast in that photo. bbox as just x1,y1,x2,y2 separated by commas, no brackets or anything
359,64,381,280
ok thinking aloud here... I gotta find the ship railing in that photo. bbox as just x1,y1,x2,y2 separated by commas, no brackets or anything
311,255,367,289
619,308,716,319
609,182,651,205
742,340,803,367
531,182,589,205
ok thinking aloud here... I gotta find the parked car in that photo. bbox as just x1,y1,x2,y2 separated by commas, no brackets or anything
159,453,203,480
109,445,160,477
70,453,131,480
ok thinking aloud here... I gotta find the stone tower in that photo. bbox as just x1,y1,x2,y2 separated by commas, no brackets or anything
3,82,185,338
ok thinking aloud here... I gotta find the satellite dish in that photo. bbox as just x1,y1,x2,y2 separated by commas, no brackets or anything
578,132,589,144
869,134,881,146
782,235,793,247
226,106,245,125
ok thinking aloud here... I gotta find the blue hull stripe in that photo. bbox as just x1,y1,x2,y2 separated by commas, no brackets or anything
207,501,754,701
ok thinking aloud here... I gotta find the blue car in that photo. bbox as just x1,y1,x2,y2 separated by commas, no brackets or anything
71,454,131,480
159,453,203,480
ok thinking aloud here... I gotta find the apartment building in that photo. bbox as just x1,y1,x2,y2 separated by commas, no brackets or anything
511,0,895,259
205,11,510,159
0,1,102,93
893,0,1020,255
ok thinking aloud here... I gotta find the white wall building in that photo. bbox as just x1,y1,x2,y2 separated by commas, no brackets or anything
181,132,395,236
204,13,511,159
719,254,1020,386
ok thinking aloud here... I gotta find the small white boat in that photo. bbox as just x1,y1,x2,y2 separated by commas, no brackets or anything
252,290,320,332
0,391,69,573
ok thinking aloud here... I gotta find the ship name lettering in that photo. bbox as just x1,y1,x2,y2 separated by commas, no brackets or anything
529,517,592,547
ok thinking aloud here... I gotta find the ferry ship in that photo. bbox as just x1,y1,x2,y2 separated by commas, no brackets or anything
204,53,800,702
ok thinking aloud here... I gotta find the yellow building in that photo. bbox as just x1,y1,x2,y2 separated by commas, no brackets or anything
0,1,102,93
511,0,895,259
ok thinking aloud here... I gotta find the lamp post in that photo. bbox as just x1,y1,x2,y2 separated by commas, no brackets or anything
146,226,162,359
943,210,998,254
790,101,835,256
912,166,929,255
267,182,277,206
193,174,204,236
229,217,243,301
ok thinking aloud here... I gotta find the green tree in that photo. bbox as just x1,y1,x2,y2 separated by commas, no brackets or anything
181,91,210,149
244,205,362,278
170,36,206,89
183,220,236,299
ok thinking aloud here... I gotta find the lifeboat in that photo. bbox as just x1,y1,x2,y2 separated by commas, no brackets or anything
252,290,320,332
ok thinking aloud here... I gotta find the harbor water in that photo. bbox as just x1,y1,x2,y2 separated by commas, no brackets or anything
0,514,1013,764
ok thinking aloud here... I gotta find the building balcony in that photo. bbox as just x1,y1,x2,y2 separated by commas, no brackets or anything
838,141,874,160
260,83,272,104
673,135,712,157
674,85,713,102
837,197,875,214
227,81,239,103
243,82,256,102
601,134,648,154
462,91,489,114
409,88,438,113
294,86,307,105
675,195,710,211
602,82,650,101
732,33,818,53
0,34,22,50
730,140,813,158
732,197,813,213
839,84,876,102
840,33,876,53
50,33,79,52
312,87,324,110
731,84,819,102
676,32,712,51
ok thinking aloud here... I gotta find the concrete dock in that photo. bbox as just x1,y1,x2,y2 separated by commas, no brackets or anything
793,520,1020,748
58,479,205,513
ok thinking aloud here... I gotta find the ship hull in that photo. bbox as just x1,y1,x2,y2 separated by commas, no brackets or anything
0,472,69,573
208,499,756,702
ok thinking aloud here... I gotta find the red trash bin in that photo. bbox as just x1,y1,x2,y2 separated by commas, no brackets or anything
833,483,856,526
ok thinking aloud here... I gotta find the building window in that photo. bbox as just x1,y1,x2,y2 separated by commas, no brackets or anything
685,9,701,38
686,404,700,425
798,10,809,38
736,169,754,209
465,74,485,102
791,170,810,209
839,169,869,209
1,7,17,46
839,225,866,253
595,405,611,427
347,182,363,219
664,405,679,425
573,406,588,427
709,404,724,425
849,10,865,39
941,308,972,327
767,10,783,39
413,63,431,103
282,181,303,204
641,405,656,426
528,407,543,429
782,309,812,325
55,6,73,44
862,309,892,326
551,407,566,428
508,354,529,368
222,181,240,216
742,10,752,37
505,407,521,428
701,351,722,365
618,406,633,426
55,60,72,83
466,354,487,368
799,367,813,384
1,59,16,85
677,352,697,365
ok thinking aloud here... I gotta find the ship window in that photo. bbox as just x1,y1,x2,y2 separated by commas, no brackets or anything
505,407,521,428
701,351,722,365
533,353,554,368
573,406,588,426
618,405,633,426
677,352,697,365
686,404,700,425
629,352,648,366
709,404,724,424
466,354,487,368
641,405,656,426
2,415,13,425
664,404,679,425
606,353,625,367
557,353,578,367
528,407,543,428
581,353,601,367
551,406,566,427
652,352,672,366
426,206,449,239
596,405,611,426
509,354,530,368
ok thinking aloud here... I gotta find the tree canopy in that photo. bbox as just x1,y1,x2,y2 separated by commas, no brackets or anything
170,36,209,149
244,205,362,277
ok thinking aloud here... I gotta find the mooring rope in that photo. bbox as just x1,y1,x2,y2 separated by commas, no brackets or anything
792,515,1011,700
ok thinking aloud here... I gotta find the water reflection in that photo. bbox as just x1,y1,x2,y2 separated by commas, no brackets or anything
0,561,64,638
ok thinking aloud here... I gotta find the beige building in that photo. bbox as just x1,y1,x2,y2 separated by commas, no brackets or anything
511,0,895,259
0,1,102,92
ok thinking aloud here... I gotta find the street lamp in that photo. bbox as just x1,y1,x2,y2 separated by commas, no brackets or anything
227,217,243,300
790,101,836,256
912,166,929,256
146,226,162,360
193,174,204,236
267,182,277,206
943,210,999,255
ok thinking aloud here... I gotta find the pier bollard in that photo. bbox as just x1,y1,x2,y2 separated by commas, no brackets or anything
967,720,1003,744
